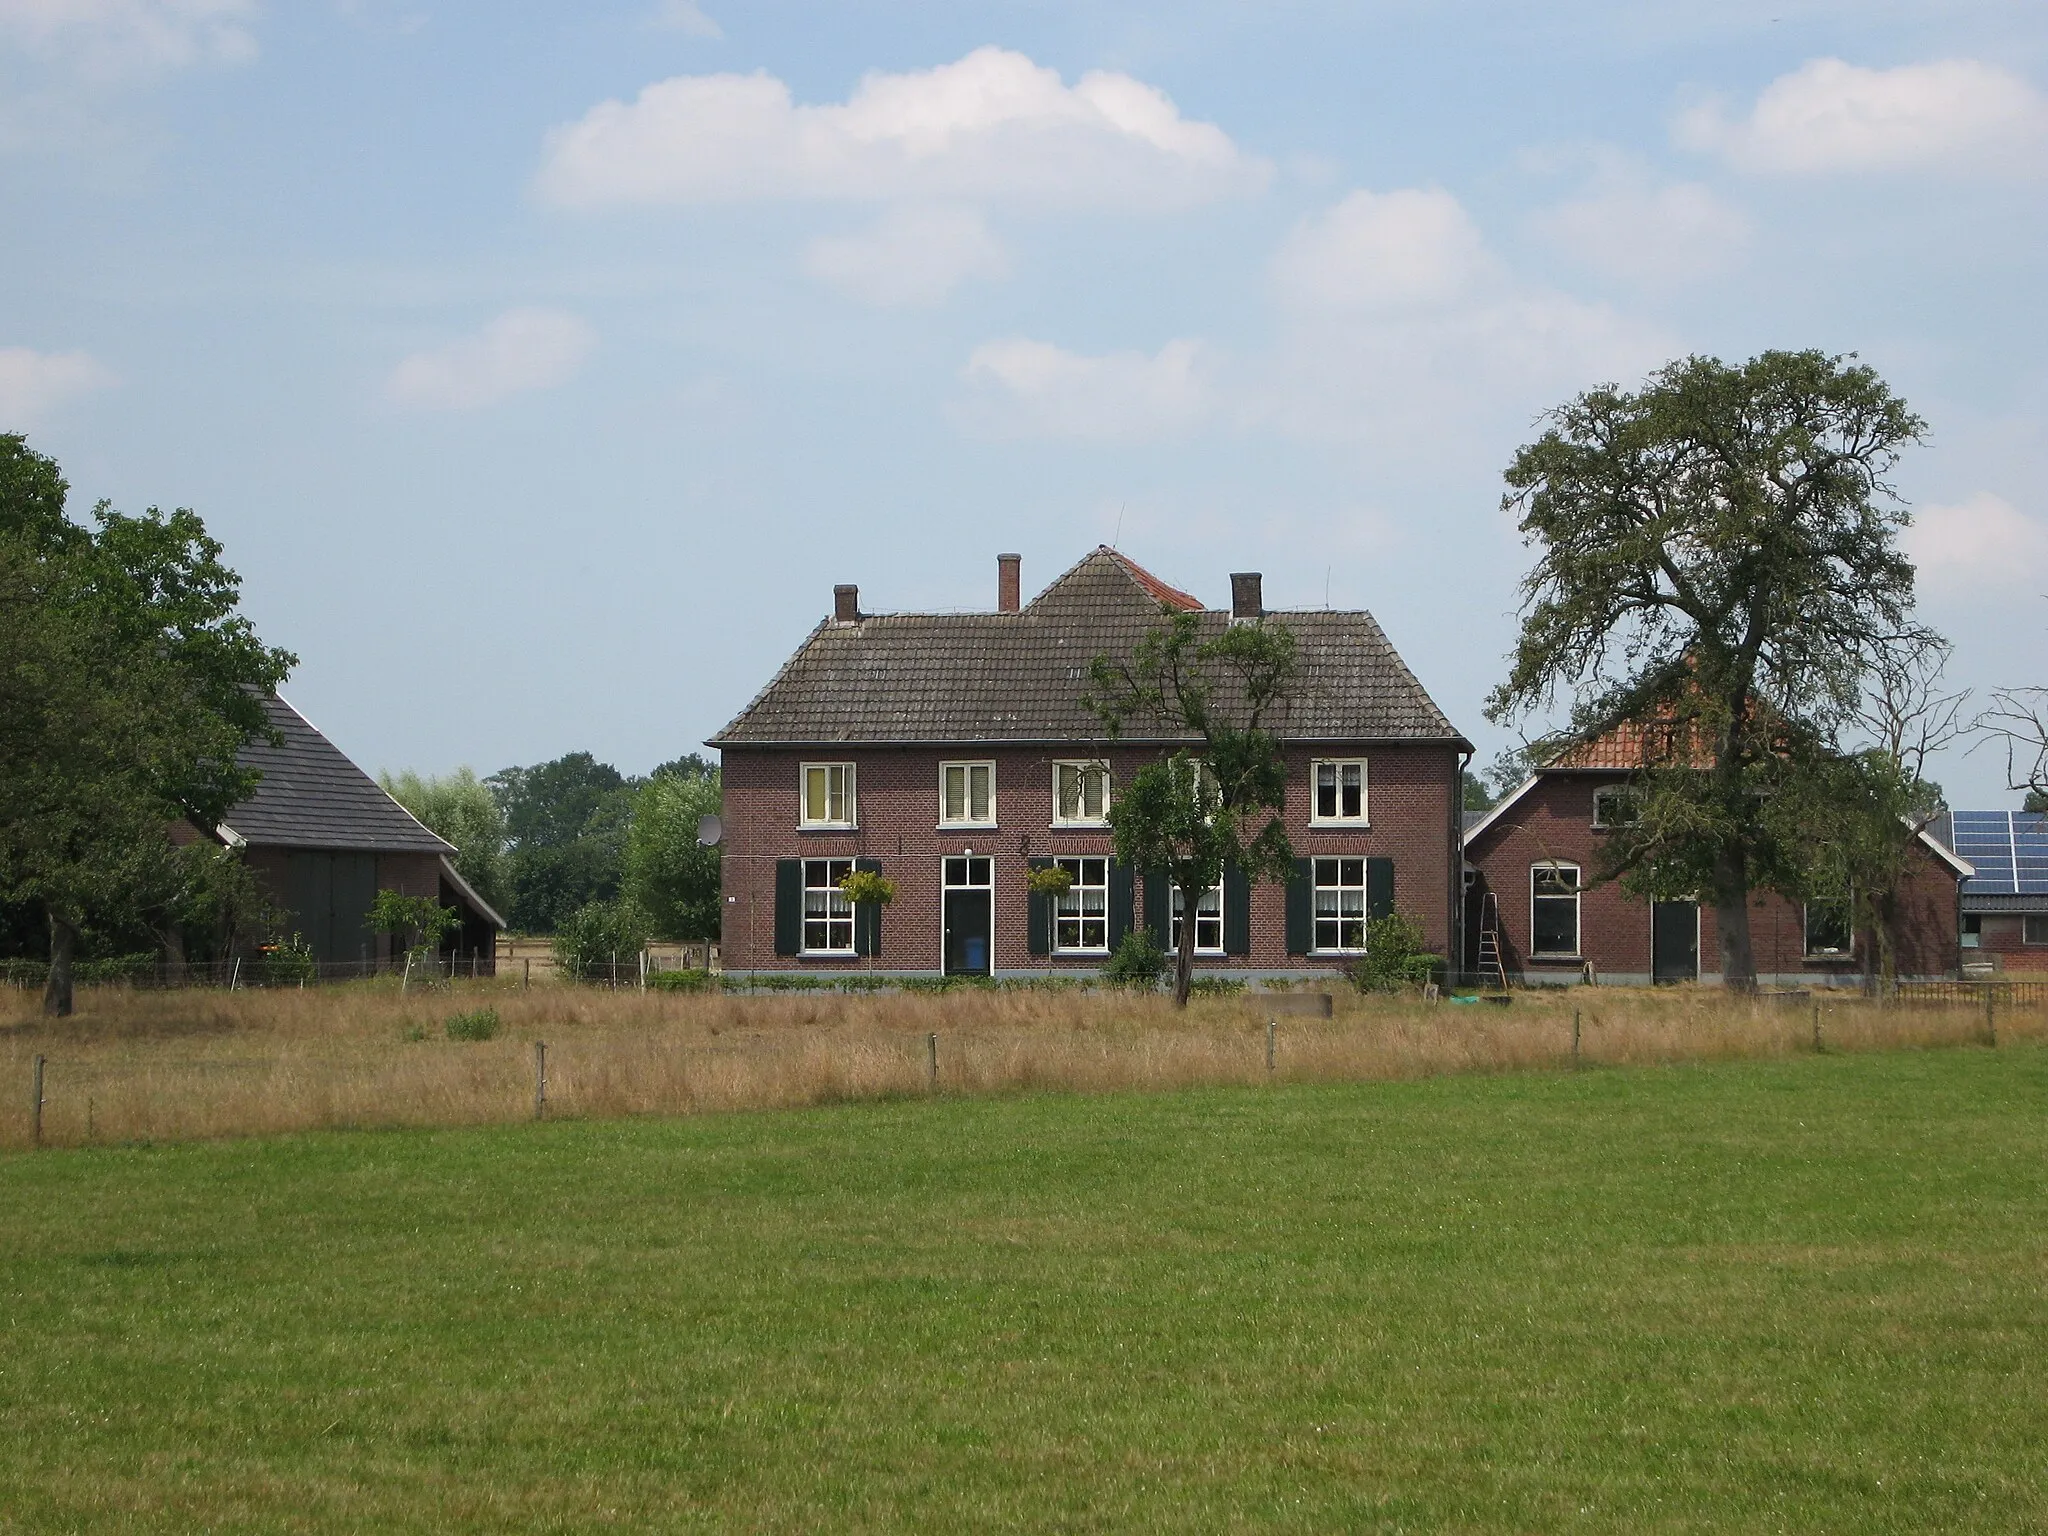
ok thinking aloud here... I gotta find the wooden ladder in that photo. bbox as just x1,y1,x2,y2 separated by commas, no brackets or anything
1475,891,1509,992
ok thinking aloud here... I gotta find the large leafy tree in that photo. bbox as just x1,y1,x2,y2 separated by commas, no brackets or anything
486,752,639,932
380,766,509,912
1087,609,1298,1008
624,758,722,942
0,435,295,1015
1486,351,1931,992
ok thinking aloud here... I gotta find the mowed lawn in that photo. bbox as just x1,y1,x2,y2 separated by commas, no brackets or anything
3,1046,2045,1533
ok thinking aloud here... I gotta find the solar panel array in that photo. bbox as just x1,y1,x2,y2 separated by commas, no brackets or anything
1950,810,2048,895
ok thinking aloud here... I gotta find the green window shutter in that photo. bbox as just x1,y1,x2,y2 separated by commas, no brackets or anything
853,857,882,958
1108,862,1134,949
1142,870,1170,947
773,859,804,957
1223,862,1251,956
1367,857,1396,923
1027,858,1053,957
1285,859,1313,956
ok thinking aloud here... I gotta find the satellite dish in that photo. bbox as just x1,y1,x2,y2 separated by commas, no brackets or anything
696,813,724,848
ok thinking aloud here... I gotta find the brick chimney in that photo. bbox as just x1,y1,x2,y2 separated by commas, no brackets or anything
833,584,860,623
1230,571,1263,621
997,553,1022,614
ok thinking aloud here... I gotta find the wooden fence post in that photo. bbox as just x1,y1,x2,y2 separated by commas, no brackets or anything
32,1054,45,1149
534,1041,548,1120
1813,1003,1823,1054
523,957,530,988
1266,1020,1276,1075
1572,1010,1581,1068
1986,987,1997,1048
926,1032,939,1089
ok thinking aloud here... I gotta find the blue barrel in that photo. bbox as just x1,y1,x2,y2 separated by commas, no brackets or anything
963,936,987,972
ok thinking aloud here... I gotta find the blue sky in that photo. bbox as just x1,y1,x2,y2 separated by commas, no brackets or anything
3,0,2044,802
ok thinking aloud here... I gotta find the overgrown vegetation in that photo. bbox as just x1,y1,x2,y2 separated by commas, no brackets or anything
1346,912,1440,993
552,898,654,980
443,1006,500,1041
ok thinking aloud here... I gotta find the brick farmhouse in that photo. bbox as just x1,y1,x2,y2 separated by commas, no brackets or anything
1462,729,1973,987
708,548,1472,980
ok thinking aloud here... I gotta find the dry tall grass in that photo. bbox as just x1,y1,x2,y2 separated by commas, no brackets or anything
1,979,2036,1150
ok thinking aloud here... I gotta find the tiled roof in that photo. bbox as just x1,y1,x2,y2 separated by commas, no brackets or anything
711,546,1467,747
1550,717,1714,770
219,694,452,853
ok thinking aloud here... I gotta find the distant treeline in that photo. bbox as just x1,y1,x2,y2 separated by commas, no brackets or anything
380,752,721,940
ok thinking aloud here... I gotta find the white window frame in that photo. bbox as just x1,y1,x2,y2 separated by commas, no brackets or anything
1591,786,1636,829
1171,879,1226,955
1052,855,1111,955
800,762,857,829
1312,857,1369,954
1530,862,1581,958
1052,760,1111,827
801,858,855,954
938,760,997,828
1803,899,1854,959
1310,758,1369,826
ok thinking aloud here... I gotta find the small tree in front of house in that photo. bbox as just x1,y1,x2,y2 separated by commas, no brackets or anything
1086,609,1299,1009
366,889,459,971
837,868,895,969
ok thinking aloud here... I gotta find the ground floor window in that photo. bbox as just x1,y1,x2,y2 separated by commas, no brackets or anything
1171,880,1224,954
1804,899,1853,958
1530,863,1580,957
1962,914,1982,949
803,859,854,952
1054,856,1109,953
1313,858,1368,953
2026,915,2048,946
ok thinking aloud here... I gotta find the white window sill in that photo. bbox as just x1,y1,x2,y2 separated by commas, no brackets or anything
1530,953,1582,962
936,822,998,832
798,824,858,833
1053,949,1110,958
1050,822,1111,831
1311,949,1367,957
1307,820,1371,831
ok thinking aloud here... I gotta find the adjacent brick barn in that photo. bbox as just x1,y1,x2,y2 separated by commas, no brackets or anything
1943,809,2048,974
190,694,504,971
708,548,1472,980
1462,749,1972,987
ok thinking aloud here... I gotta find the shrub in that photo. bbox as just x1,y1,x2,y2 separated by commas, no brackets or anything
445,1007,500,1041
648,967,715,994
1024,865,1075,896
835,976,892,994
257,934,316,986
1102,928,1167,990
837,869,896,908
1188,976,1248,997
553,900,655,982
1346,913,1441,993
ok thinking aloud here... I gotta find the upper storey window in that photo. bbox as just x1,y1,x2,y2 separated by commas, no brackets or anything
940,762,996,827
1053,761,1110,826
801,763,856,828
1311,760,1367,824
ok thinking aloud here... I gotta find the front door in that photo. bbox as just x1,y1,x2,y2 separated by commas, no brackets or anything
1652,901,1699,983
943,856,993,975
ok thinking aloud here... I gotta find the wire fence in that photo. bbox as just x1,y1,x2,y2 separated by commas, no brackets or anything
1,952,500,991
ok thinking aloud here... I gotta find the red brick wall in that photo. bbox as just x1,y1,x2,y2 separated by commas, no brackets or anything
1466,773,1963,983
1971,916,2048,971
718,741,1462,974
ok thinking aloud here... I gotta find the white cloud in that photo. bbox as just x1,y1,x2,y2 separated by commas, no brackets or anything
1532,165,1752,285
1906,492,2048,591
0,345,113,423
534,46,1267,212
955,337,1212,440
0,0,257,76
1678,57,2048,174
385,309,595,411
1258,186,1671,449
650,0,719,38
804,204,1007,306
1270,189,1496,311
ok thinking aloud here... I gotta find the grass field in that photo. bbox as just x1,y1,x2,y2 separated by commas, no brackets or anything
3,1042,2045,1532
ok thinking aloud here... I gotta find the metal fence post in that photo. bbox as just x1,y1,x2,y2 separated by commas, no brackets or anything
534,1041,547,1120
32,1054,45,1149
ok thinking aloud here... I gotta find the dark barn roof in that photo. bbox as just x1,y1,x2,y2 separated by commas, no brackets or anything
711,547,1467,748
219,694,452,854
